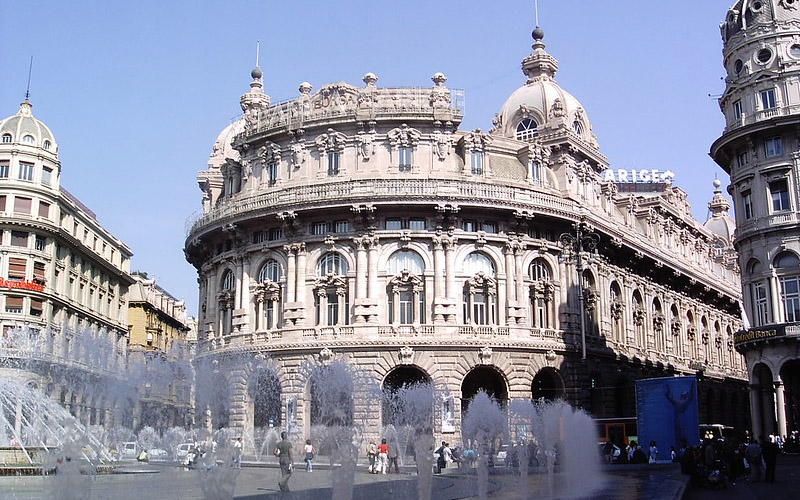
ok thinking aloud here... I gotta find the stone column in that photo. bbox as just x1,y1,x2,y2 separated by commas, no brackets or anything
318,290,328,326
241,257,251,330
750,383,763,441
285,245,296,303
775,381,787,439
367,238,379,301
433,237,445,321
355,238,368,300
514,249,524,307
296,244,307,305
207,271,218,337
234,258,244,310
504,247,515,302
769,275,782,323
444,238,456,299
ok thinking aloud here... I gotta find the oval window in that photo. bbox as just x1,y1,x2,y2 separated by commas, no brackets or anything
758,48,772,63
734,59,744,75
790,44,800,59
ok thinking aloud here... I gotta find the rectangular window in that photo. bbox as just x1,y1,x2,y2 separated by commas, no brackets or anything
41,167,52,186
312,222,330,235
742,190,753,220
33,262,46,282
11,231,28,247
531,161,542,184
5,296,23,314
38,201,50,219
462,220,476,232
385,218,402,230
0,160,8,178
770,179,790,212
471,151,483,175
733,100,742,121
760,89,777,109
8,258,26,280
267,162,277,185
408,218,426,230
30,298,43,317
0,195,5,212
398,147,412,172
736,149,748,167
18,162,34,181
35,235,46,252
765,137,783,157
780,276,800,323
253,231,267,244
482,222,498,234
327,152,340,176
334,220,349,233
268,228,283,240
752,281,769,326
14,197,32,214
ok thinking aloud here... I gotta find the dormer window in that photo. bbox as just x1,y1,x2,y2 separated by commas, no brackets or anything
22,135,35,145
515,119,538,141
43,140,51,150
470,151,483,175
1,134,11,143
572,121,583,136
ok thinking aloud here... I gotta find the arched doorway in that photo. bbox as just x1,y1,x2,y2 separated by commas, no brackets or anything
782,360,800,434
531,367,565,401
754,363,776,438
382,366,431,427
249,368,282,429
461,366,508,416
309,364,354,427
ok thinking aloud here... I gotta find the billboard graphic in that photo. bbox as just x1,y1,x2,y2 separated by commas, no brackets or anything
635,376,699,458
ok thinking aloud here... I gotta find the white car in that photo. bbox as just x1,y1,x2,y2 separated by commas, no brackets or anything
176,443,194,461
147,448,168,461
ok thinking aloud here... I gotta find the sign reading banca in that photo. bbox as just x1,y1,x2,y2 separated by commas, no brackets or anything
602,169,676,184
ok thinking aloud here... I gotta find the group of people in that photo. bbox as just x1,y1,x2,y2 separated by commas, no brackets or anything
366,438,400,474
678,435,782,487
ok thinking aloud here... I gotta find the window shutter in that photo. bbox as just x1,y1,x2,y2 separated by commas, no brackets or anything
38,201,50,219
0,195,5,212
30,299,43,316
14,197,32,214
11,231,28,247
33,262,46,281
8,258,27,279
6,296,24,308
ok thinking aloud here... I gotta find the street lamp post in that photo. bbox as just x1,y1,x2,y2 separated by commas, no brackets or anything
560,220,600,361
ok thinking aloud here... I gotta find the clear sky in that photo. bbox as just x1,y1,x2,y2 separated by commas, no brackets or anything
1,0,736,316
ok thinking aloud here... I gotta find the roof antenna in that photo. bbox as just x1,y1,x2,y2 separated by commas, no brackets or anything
255,40,260,68
535,0,540,26
25,55,33,101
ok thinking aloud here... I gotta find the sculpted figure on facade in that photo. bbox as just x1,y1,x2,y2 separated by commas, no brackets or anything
550,98,565,118
315,128,348,153
387,123,422,148
356,130,376,160
433,127,452,161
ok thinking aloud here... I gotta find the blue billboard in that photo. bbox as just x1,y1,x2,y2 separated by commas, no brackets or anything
635,376,699,458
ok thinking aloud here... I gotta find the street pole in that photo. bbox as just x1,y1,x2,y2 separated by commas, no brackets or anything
560,220,600,361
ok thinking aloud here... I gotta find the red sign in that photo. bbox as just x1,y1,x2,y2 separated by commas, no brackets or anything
0,278,45,292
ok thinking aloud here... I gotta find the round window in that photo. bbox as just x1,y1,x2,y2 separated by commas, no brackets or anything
752,1,763,12
734,59,744,75
758,48,772,63
790,44,800,59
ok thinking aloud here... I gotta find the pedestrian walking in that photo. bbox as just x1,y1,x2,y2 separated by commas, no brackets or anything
763,437,778,482
232,437,243,468
387,440,400,473
273,431,293,492
745,438,762,482
304,439,314,472
378,438,389,474
367,440,378,473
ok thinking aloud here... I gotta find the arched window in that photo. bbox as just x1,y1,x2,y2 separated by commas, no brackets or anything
515,118,538,141
529,259,553,329
686,311,697,359
258,259,282,283
218,270,235,335
462,252,495,277
670,305,681,356
22,135,35,145
651,298,664,350
43,140,51,150
609,282,624,342
317,252,348,276
221,270,235,291
2,133,11,143
387,250,424,275
775,252,800,322
572,121,583,136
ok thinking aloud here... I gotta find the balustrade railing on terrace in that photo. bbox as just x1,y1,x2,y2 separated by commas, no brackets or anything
726,105,800,132
187,179,574,234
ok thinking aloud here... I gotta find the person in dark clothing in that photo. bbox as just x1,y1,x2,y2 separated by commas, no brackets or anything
763,438,779,482
631,446,648,464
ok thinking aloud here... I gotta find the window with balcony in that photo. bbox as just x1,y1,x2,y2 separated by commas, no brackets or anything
387,250,426,324
398,147,412,172
765,137,783,157
742,190,753,220
315,253,349,326
327,152,340,176
470,151,483,175
733,100,742,121
529,259,554,329
775,252,800,322
770,178,790,212
267,162,277,185
752,281,770,326
760,88,777,109
18,162,33,181
0,160,8,178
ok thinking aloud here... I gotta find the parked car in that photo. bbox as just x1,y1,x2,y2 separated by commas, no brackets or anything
176,443,194,461
120,442,138,460
147,448,168,461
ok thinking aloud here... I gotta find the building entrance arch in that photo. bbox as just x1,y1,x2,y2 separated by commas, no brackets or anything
249,368,282,429
382,365,432,427
461,366,508,415
531,367,565,401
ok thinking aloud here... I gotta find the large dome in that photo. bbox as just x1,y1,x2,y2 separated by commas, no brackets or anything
722,0,800,43
0,100,57,153
209,118,245,166
493,28,596,147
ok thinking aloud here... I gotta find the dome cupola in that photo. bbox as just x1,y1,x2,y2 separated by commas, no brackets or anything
0,99,57,153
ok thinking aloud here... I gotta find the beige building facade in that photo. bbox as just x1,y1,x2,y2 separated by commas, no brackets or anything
0,99,136,429
186,23,749,444
712,0,800,440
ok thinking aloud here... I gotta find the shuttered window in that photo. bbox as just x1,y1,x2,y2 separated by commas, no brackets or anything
30,299,43,317
10,231,28,247
5,296,24,313
0,195,6,211
14,197,32,214
38,201,50,219
33,262,46,282
8,258,26,280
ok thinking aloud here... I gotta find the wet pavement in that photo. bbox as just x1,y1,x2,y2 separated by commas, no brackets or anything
0,459,689,500
683,452,800,500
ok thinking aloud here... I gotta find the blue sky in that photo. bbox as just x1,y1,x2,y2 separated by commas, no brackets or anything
1,0,736,315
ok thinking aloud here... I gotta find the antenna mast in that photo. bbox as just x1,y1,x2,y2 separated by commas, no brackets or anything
535,0,540,26
256,40,260,68
25,56,33,100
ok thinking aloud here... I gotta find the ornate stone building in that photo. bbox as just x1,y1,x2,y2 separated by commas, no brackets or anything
712,0,800,440
0,99,136,429
185,23,748,443
127,273,194,431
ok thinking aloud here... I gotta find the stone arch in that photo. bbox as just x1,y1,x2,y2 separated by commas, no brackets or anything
377,241,433,275
381,365,433,426
461,365,509,415
306,245,355,277
531,366,566,401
